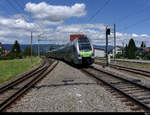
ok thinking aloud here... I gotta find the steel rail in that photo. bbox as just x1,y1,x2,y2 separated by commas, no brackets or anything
0,65,46,94
95,62,150,77
82,66,150,111
0,60,59,112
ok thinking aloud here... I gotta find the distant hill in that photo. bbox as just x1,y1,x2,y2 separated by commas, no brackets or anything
94,45,114,52
2,44,64,53
2,44,114,53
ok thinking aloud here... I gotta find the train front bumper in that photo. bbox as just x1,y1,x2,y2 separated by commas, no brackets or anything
77,56,94,65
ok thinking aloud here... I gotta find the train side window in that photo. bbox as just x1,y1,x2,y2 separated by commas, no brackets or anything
73,46,76,52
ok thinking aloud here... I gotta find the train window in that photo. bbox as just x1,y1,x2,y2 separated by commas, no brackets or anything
78,37,89,43
73,46,76,52
79,44,92,50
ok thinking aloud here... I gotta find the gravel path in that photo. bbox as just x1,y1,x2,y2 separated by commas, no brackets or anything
6,61,132,112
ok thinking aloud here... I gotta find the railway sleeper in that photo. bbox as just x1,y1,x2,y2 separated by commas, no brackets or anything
136,96,150,100
125,90,148,94
118,86,137,89
111,83,130,87
120,98,129,102
121,88,143,92
130,106,144,111
125,102,135,106
141,100,150,104
109,81,125,85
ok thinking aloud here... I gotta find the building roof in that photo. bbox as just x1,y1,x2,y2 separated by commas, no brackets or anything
137,47,150,52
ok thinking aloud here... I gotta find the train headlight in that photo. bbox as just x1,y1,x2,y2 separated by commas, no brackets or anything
92,53,94,56
78,54,82,59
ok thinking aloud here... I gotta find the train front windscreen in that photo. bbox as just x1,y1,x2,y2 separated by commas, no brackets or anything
79,44,92,51
78,37,92,52
78,37,89,43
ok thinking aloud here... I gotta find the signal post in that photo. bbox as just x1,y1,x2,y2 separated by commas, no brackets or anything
106,26,110,67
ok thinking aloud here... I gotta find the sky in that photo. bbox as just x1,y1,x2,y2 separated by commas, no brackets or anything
0,0,150,47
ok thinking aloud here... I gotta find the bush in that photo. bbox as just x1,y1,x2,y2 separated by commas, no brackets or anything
110,56,113,58
135,56,141,59
115,53,122,58
7,52,23,59
0,56,13,60
146,53,150,60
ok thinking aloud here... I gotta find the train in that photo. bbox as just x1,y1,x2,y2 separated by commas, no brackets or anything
46,34,95,66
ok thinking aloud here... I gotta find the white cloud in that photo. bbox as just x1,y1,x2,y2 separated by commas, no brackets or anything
25,2,86,22
0,16,37,31
0,14,150,47
56,24,105,33
0,37,14,44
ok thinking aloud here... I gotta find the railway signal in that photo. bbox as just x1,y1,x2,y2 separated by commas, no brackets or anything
106,26,110,67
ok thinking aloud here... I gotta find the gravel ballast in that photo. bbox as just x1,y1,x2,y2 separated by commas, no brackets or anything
6,61,132,112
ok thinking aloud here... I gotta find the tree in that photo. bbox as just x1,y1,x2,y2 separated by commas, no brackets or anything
11,40,21,54
9,40,22,58
124,44,128,58
146,52,150,60
0,42,5,56
127,38,137,59
141,41,146,48
23,46,36,57
49,45,54,51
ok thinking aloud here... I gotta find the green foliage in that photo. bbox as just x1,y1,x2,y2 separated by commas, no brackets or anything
116,53,122,58
124,44,128,58
0,43,5,56
0,57,40,83
146,52,150,60
23,46,37,57
9,40,23,59
11,40,21,53
49,45,54,51
141,41,146,48
126,38,137,59
135,52,143,59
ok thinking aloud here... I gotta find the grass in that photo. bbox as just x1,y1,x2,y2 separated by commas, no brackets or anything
115,61,150,68
95,58,150,68
0,57,41,84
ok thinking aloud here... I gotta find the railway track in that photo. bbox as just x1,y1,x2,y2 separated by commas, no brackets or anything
0,58,59,112
95,62,150,78
81,66,150,111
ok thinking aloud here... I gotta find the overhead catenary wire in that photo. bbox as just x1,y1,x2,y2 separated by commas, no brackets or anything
5,0,45,35
87,0,111,22
14,0,25,11
6,0,21,13
116,0,150,25
119,15,150,31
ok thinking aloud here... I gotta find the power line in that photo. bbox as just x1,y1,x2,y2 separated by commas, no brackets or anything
119,15,150,31
5,0,45,35
14,0,24,12
6,0,21,14
117,4,150,25
116,0,150,26
87,0,111,22
5,0,28,21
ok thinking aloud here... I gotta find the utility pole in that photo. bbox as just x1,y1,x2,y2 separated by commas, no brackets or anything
38,37,40,57
106,26,110,67
122,41,125,57
114,24,116,64
30,32,33,64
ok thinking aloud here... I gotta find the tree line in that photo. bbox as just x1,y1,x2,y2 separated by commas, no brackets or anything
0,40,56,60
0,40,37,59
116,38,150,60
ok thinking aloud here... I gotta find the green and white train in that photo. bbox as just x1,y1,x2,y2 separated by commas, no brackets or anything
46,35,95,65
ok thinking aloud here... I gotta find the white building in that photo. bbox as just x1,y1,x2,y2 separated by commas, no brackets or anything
109,46,123,57
94,48,105,57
